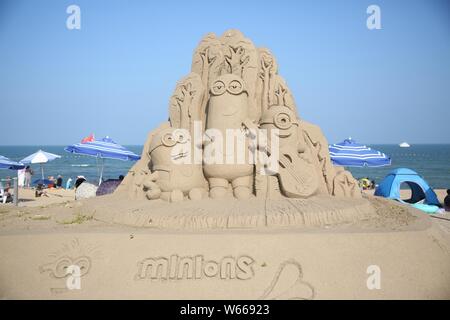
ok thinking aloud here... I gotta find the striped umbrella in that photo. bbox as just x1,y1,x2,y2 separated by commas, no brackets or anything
96,179,122,196
0,155,25,170
329,138,391,167
64,136,140,185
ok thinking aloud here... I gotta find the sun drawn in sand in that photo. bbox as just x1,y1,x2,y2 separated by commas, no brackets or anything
39,238,103,294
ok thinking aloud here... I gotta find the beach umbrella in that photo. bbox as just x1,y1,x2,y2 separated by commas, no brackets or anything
20,150,61,179
96,179,122,196
328,138,391,167
32,178,54,185
0,155,25,170
64,136,140,185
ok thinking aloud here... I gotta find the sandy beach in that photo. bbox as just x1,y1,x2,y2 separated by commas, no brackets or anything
1,142,450,299
364,188,448,205
0,187,449,299
9,187,450,209
0,186,447,233
14,187,75,207
0,188,450,231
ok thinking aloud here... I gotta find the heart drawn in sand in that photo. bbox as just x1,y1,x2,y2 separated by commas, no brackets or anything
259,259,315,300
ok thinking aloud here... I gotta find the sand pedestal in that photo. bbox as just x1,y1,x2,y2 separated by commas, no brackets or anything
1,197,449,299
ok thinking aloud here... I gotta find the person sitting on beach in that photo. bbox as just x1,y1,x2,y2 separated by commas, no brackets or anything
0,181,12,203
56,175,63,188
35,184,49,198
444,189,450,212
5,177,11,189
75,176,86,189
359,178,371,190
47,176,55,188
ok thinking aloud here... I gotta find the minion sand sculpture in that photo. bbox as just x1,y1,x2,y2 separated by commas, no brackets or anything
117,30,359,202
5,30,449,301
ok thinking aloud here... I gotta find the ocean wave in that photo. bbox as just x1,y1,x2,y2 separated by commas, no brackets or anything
71,164,91,167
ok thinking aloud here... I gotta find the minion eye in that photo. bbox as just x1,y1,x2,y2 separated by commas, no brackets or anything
211,80,226,95
274,112,292,129
173,129,189,144
162,132,177,147
228,80,243,94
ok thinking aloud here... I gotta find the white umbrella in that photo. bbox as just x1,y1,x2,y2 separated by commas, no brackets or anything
20,150,61,180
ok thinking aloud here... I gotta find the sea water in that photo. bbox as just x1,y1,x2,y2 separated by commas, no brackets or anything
0,144,449,189
347,144,450,189
0,145,142,185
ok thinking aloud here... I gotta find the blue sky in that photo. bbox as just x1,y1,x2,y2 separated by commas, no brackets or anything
1,0,449,145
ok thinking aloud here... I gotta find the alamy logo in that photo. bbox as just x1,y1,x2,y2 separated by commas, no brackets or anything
66,5,81,30
161,120,280,175
366,5,381,30
66,265,81,290
366,264,381,290
135,255,255,281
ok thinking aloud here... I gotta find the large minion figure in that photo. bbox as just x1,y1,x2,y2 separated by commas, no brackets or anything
203,74,254,199
144,127,208,202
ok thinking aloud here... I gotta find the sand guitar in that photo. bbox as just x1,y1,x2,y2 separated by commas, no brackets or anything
242,120,318,198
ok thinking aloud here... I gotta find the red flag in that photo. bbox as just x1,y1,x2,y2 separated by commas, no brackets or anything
81,134,94,143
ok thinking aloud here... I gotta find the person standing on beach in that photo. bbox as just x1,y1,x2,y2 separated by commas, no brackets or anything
56,175,63,188
65,177,73,190
24,166,34,188
17,168,26,187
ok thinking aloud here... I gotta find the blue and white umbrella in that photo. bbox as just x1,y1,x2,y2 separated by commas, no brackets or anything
329,138,391,167
64,136,140,185
0,155,25,170
20,150,61,179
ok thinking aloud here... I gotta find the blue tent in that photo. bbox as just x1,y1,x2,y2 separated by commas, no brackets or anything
374,168,440,206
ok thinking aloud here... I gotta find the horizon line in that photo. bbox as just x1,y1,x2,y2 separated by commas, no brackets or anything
1,143,450,147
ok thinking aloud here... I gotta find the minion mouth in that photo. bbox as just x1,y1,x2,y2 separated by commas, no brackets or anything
275,132,292,138
172,151,189,160
222,109,238,116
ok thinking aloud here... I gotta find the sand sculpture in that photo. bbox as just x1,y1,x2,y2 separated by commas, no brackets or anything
118,29,360,203
2,30,450,300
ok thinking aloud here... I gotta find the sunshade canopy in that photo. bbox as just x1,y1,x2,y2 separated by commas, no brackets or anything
65,136,140,185
64,136,140,161
0,155,25,170
329,138,391,167
20,150,61,179
20,150,61,164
